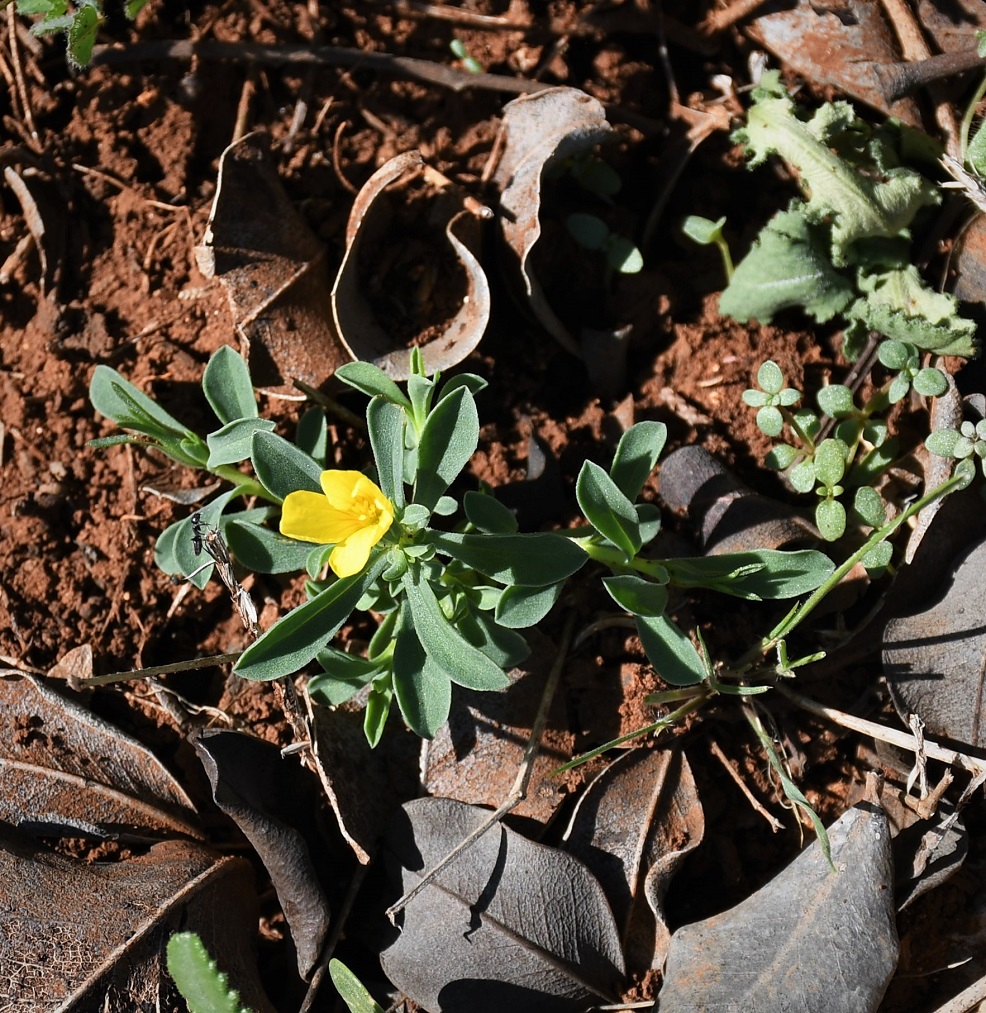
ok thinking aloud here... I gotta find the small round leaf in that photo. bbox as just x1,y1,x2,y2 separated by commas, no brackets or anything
816,384,854,418
757,360,784,396
756,405,784,437
815,498,847,541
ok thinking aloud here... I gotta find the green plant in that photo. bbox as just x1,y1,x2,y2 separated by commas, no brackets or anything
16,0,150,67
703,71,977,365
681,214,734,281
566,212,643,276
329,959,386,1013
91,346,840,747
166,932,253,1013
449,38,483,75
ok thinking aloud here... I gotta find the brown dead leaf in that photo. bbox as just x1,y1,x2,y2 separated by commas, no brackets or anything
424,629,573,825
195,131,349,395
0,826,274,1012
493,87,612,356
0,673,200,842
331,151,491,378
562,748,704,971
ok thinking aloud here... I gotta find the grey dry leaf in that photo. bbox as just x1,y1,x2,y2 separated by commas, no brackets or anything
191,728,333,980
493,87,612,356
658,802,898,1013
0,672,199,841
380,796,625,1013
331,151,491,378
0,827,274,1013
423,629,574,825
195,131,349,394
883,535,986,748
562,747,704,971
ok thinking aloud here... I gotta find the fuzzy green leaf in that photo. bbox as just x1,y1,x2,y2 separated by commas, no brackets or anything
414,386,478,511
813,438,848,488
90,365,190,440
635,615,707,686
335,362,412,410
926,429,961,457
609,421,667,500
296,408,328,466
851,486,886,529
202,345,257,424
235,557,385,680
757,406,784,438
329,959,386,1013
393,626,453,738
576,460,642,559
251,430,322,501
206,418,274,468
428,531,586,586
816,384,854,418
165,932,251,1013
603,575,668,617
815,497,847,541
463,490,518,534
401,565,510,691
718,208,855,323
67,2,101,67
494,582,564,628
665,549,834,599
368,396,406,509
225,517,314,573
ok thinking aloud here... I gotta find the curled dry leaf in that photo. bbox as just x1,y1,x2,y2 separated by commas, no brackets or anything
0,672,199,841
191,729,334,980
883,536,986,748
331,151,491,378
562,748,704,971
744,0,922,125
195,131,349,395
0,826,274,1012
493,87,612,356
380,797,625,1013
658,803,898,1013
424,629,574,825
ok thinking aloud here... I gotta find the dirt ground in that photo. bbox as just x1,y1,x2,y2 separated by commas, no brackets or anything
3,1,986,1011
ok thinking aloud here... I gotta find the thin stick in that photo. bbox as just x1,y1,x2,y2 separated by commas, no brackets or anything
7,4,37,145
81,652,241,687
709,740,784,832
777,685,986,777
701,0,771,34
930,969,986,1013
386,612,576,922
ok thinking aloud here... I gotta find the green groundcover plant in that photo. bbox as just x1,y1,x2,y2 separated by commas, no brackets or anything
89,347,856,746
13,0,151,67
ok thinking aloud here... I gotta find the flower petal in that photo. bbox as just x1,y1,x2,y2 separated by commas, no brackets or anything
329,524,384,578
280,490,358,545
320,470,367,510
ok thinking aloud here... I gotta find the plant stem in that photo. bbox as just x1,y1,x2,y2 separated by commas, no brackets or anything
209,464,276,502
569,535,668,579
960,70,986,164
740,472,966,666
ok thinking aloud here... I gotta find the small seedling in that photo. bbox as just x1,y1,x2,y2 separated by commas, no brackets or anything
449,38,483,74
681,214,734,281
566,212,643,276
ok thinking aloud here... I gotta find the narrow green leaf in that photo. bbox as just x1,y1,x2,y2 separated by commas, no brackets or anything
335,362,411,409
392,626,453,738
364,675,394,747
235,557,385,680
609,421,667,500
206,418,274,468
225,517,314,573
664,549,834,599
329,959,386,1013
367,396,406,509
495,582,564,628
576,460,641,559
166,932,250,1013
463,490,518,534
202,345,257,424
90,365,189,439
635,615,707,686
296,408,328,466
428,531,587,586
414,386,478,510
67,2,100,67
251,430,322,501
458,605,531,668
603,575,668,617
401,565,510,691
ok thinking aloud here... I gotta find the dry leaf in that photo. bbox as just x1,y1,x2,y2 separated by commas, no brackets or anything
424,629,573,825
331,151,491,378
380,797,625,1013
195,131,349,395
884,536,986,747
658,803,898,1012
493,87,612,356
191,729,334,980
0,673,199,841
562,748,704,971
0,827,274,1012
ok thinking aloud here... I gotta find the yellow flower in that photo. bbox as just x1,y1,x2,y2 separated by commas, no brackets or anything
280,470,394,578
